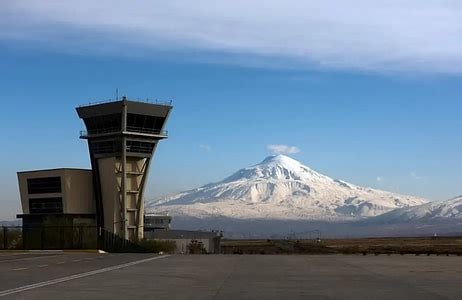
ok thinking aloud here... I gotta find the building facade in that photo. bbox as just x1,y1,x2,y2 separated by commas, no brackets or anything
16,98,172,245
17,168,96,227
144,229,222,254
144,214,172,231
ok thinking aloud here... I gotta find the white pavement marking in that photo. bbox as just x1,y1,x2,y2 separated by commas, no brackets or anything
0,255,169,297
0,255,61,263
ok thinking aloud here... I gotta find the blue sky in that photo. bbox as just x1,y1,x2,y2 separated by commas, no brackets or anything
1,1,462,219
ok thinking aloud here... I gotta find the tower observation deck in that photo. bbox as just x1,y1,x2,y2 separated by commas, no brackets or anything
76,97,172,240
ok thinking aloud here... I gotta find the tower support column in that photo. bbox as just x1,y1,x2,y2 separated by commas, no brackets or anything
121,102,128,239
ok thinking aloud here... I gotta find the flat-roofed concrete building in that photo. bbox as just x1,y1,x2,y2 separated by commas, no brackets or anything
144,229,222,254
17,168,96,227
144,213,172,231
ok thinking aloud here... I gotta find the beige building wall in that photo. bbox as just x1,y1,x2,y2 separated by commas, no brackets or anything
62,169,95,214
17,169,95,215
98,157,119,234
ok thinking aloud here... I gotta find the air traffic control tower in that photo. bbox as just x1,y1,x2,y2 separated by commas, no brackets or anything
76,97,172,240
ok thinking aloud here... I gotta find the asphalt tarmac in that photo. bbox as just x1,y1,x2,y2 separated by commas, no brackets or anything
0,252,461,299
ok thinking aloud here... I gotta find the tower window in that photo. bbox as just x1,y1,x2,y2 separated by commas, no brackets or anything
127,113,166,133
126,140,155,154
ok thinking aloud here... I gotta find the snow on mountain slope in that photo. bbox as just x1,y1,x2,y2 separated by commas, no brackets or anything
147,155,427,221
370,196,462,223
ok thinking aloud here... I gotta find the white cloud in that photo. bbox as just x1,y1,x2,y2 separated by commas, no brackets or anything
2,1,462,73
199,144,211,151
267,144,300,155
410,172,422,180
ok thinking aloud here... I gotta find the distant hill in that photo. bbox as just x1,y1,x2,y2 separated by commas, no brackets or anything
352,195,462,238
0,220,22,227
370,195,462,223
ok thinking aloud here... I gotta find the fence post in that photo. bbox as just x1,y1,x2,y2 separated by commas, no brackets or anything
22,227,25,250
78,227,83,249
3,227,7,249
60,227,65,249
41,227,44,250
96,227,99,250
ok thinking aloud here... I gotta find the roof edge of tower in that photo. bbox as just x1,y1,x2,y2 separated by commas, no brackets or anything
77,97,172,109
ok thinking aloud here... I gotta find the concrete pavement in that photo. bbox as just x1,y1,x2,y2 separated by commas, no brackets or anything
0,253,461,299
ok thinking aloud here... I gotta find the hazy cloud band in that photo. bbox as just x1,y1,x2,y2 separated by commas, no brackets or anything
2,1,462,73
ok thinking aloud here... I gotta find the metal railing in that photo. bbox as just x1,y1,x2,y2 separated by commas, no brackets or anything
1,226,151,252
80,127,168,137
1,226,22,250
98,229,145,253
80,127,120,136
126,126,168,136
78,97,173,108
1,226,97,250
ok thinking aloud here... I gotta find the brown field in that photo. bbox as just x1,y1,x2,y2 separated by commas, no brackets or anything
222,237,462,255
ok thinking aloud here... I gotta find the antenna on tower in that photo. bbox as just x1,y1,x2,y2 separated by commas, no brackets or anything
116,88,119,100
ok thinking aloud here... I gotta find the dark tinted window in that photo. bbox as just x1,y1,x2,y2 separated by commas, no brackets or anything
91,140,122,154
84,113,122,133
126,140,155,154
27,177,62,194
29,197,63,214
127,113,166,133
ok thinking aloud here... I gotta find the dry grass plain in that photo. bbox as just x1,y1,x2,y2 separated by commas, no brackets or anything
222,237,462,255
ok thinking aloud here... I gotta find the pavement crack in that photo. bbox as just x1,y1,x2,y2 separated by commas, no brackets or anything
212,257,240,299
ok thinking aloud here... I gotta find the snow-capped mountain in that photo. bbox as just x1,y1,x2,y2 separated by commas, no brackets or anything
371,196,462,223
147,155,427,221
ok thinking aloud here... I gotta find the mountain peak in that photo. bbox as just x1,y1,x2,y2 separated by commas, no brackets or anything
262,154,298,164
148,155,428,220
259,154,305,171
218,154,309,184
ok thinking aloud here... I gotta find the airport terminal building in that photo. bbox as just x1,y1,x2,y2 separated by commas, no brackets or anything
17,98,172,242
